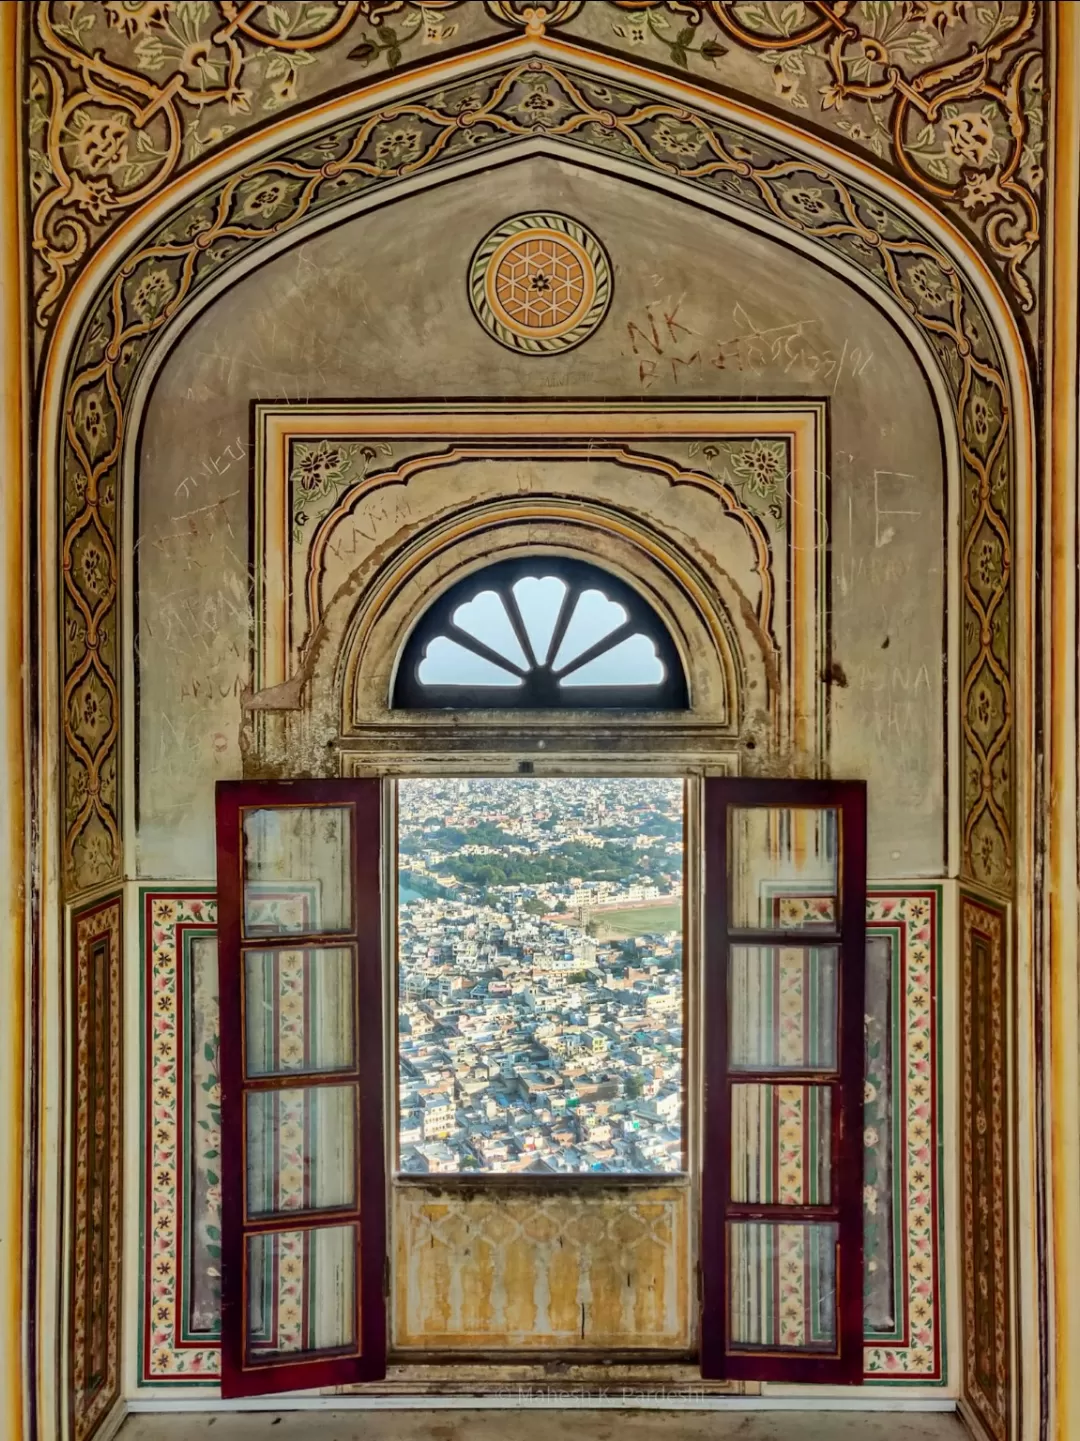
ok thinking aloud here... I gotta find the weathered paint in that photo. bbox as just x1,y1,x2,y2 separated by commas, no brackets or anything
393,1183,690,1352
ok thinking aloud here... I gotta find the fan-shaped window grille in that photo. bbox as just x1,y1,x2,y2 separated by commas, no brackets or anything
395,558,688,710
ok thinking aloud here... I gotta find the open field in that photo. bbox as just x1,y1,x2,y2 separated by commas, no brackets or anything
590,901,682,940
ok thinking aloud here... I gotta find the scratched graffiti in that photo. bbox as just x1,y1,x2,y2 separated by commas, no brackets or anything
626,300,875,392
133,164,946,881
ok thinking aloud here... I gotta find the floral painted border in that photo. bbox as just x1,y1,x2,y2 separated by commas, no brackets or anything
780,889,943,1381
56,55,1015,897
71,893,123,1437
140,889,221,1383
960,892,1009,1437
26,4,1043,333
864,889,943,1382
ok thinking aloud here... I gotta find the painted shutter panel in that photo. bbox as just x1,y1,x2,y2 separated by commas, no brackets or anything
700,778,866,1382
216,779,386,1397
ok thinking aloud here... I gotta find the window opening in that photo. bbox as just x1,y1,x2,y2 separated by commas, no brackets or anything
396,777,686,1175
394,557,688,709
214,775,869,1392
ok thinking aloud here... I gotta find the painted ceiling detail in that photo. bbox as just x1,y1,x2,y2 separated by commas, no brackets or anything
57,54,1013,894
28,2,1043,340
468,212,612,353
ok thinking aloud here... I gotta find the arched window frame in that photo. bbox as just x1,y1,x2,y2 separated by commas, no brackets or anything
393,556,689,711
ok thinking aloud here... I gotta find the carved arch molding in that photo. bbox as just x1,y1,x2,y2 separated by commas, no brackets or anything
28,1,1043,330
51,44,1023,896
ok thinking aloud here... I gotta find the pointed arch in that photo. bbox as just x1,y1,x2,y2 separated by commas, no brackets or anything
30,31,1040,1440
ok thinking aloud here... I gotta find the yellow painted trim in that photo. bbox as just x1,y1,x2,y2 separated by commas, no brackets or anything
1049,8,1080,1440
0,5,26,1437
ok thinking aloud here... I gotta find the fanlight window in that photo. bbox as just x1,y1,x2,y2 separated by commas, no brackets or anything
394,558,688,709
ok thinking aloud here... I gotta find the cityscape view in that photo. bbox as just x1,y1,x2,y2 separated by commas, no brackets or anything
396,777,685,1175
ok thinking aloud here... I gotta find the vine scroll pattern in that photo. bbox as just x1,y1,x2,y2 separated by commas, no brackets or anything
28,2,1042,337
56,55,1013,894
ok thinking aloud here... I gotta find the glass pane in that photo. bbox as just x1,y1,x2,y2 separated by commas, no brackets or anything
246,1225,356,1358
246,1085,356,1217
242,805,353,936
417,637,523,687
728,944,838,1072
452,590,529,669
560,634,665,686
552,589,627,669
512,576,566,664
397,776,685,1175
244,947,356,1078
864,934,895,1332
728,1221,838,1352
730,1084,832,1204
729,807,838,930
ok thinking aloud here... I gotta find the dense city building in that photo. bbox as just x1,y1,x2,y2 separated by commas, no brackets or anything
397,778,685,1174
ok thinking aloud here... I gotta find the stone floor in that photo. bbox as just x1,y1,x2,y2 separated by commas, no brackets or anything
121,1408,967,1440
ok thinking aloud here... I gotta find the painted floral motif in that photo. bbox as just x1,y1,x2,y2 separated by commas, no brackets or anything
594,1,1043,314
27,1,1043,338
777,1223,809,1349
777,1087,808,1205
72,896,122,1439
961,894,1008,1439
778,891,943,1380
777,950,807,1066
730,440,789,517
288,439,387,540
142,892,221,1381
276,1088,309,1213
189,936,223,1333
274,1231,308,1351
58,57,1011,899
700,439,790,526
651,115,709,159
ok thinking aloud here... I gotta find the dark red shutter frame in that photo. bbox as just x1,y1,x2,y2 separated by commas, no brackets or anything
700,778,866,1383
216,778,387,1398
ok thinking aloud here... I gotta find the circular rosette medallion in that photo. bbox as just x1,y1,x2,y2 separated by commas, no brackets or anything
469,213,612,354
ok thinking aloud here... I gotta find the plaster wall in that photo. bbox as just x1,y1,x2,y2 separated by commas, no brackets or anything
136,156,945,882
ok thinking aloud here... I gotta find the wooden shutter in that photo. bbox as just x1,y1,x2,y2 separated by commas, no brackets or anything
216,779,386,1397
701,778,866,1382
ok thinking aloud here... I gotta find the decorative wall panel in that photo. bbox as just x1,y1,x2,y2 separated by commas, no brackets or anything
393,1183,690,1350
780,889,944,1382
863,890,944,1382
140,890,221,1383
27,3,1043,335
960,893,1010,1437
57,51,1013,893
253,402,826,758
70,894,123,1438
139,885,940,1383
22,0,1039,1425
